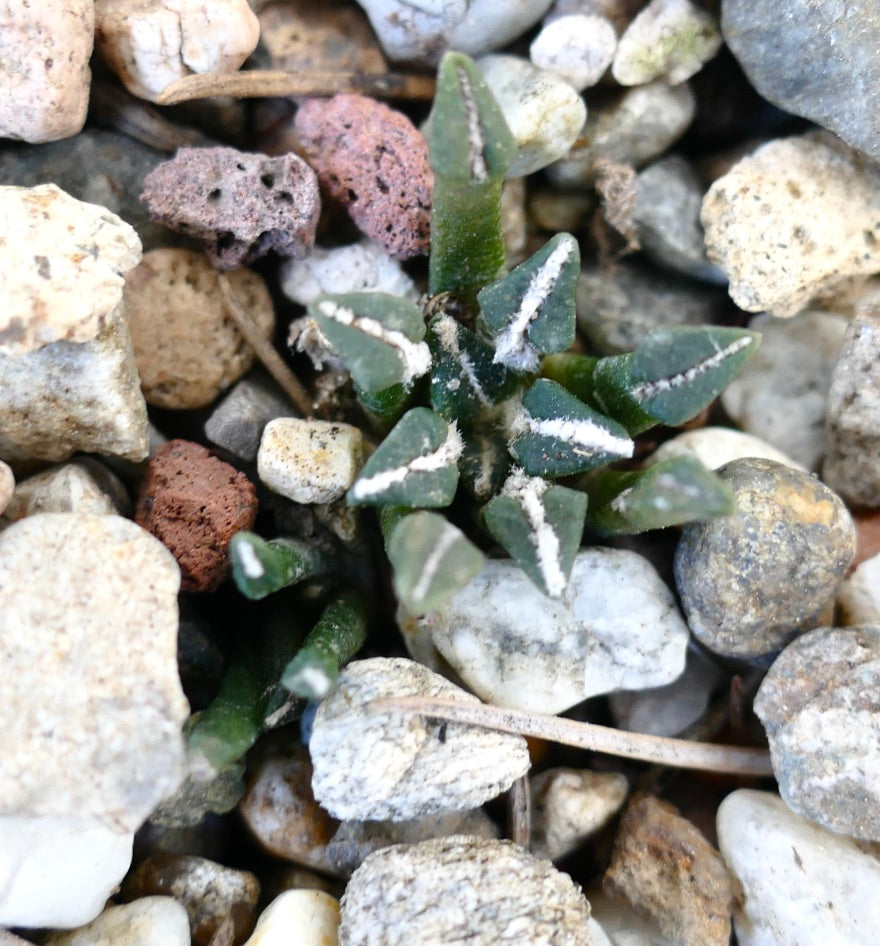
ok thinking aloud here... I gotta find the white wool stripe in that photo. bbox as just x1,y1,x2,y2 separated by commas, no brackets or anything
316,300,431,383
629,335,753,400
502,471,566,597
350,424,464,499
409,523,462,605
493,237,575,370
455,64,489,183
433,313,490,405
523,414,634,457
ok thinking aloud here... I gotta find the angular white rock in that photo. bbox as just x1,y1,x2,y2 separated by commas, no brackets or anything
44,896,190,946
530,14,617,91
0,461,13,516
309,658,530,821
2,459,129,522
243,890,340,946
421,548,689,714
339,836,592,946
838,554,880,625
647,426,806,473
354,0,555,65
0,815,133,930
612,0,721,86
0,0,93,143
717,790,880,946
478,54,586,177
280,239,419,305
95,0,261,102
702,134,880,317
0,514,188,830
258,418,364,504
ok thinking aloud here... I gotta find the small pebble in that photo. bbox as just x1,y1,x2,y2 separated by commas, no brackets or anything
294,94,431,259
530,768,629,862
478,54,587,177
838,553,880,625
135,439,258,592
279,240,419,306
823,297,880,507
2,458,129,522
422,548,689,714
548,81,695,186
243,890,340,946
339,835,591,946
588,886,678,946
754,624,880,841
204,374,295,463
720,310,849,471
701,133,880,317
604,795,733,946
0,0,93,143
309,658,530,821
238,745,340,875
634,155,725,283
576,258,723,355
353,0,555,65
0,461,14,516
44,896,190,946
717,789,880,946
529,187,595,234
258,418,364,505
530,14,617,91
647,427,805,474
122,853,260,946
140,146,320,269
95,0,260,103
612,0,721,86
126,248,275,410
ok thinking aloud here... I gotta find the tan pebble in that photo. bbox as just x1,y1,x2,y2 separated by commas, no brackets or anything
243,890,339,946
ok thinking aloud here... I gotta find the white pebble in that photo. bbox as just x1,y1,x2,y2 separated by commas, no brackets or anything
44,896,190,946
258,418,364,505
530,14,617,91
838,553,880,625
0,461,14,517
243,890,340,946
2,459,129,522
647,427,806,473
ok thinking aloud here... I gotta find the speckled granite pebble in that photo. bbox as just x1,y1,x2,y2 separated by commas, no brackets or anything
44,896,190,946
126,248,275,409
295,94,431,259
309,658,530,821
754,625,880,841
339,835,591,946
604,795,733,946
135,439,258,592
141,147,320,269
674,458,855,658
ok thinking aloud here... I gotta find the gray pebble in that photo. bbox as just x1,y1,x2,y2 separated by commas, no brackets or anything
339,835,591,946
2,458,130,522
754,625,880,841
674,458,855,658
204,373,295,462
309,658,530,821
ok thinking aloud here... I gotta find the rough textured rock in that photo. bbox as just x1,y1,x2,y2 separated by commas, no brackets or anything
353,0,555,65
754,625,880,841
722,0,880,163
422,548,689,714
258,418,364,504
718,790,880,946
612,0,721,86
243,890,339,946
675,458,855,658
720,310,848,472
701,134,880,317
126,248,275,409
604,795,733,946
647,427,805,475
309,658,530,821
838,554,880,626
477,54,587,177
135,439,258,592
822,299,880,507
44,897,190,946
2,459,130,522
0,0,93,143
530,14,617,91
122,854,260,946
95,0,260,103
339,836,591,946
294,94,431,259
204,374,295,462
140,147,320,269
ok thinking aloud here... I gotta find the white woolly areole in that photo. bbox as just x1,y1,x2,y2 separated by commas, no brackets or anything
350,423,464,501
432,313,491,406
236,539,265,580
493,237,576,372
456,64,489,183
502,469,566,598
629,335,753,400
409,522,463,607
316,300,432,384
515,411,634,459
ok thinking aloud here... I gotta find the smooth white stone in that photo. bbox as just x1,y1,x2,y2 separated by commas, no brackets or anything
44,896,190,945
530,14,617,91
838,554,880,625
647,427,806,473
587,887,678,945
243,890,340,946
423,548,689,714
0,461,13,516
717,790,880,946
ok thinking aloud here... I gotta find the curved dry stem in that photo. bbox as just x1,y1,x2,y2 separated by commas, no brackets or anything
367,696,774,777
156,69,436,106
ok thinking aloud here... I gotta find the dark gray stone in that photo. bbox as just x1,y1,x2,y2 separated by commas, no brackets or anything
204,373,295,462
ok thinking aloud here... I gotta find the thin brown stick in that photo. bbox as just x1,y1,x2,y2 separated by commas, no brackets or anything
508,774,532,850
367,696,774,777
156,69,436,106
218,272,313,416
